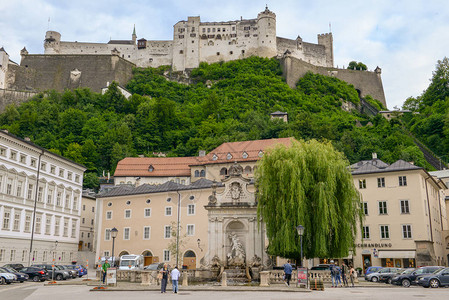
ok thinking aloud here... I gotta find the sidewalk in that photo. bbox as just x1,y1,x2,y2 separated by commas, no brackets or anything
45,278,394,292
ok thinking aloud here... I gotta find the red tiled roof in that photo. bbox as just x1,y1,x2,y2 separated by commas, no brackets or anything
114,156,201,177
114,138,295,177
193,137,294,165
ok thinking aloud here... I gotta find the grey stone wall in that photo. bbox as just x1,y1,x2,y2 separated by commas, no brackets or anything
0,89,37,112
13,54,135,93
281,55,386,107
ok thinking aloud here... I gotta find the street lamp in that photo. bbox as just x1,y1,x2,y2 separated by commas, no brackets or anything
296,225,304,268
111,227,118,267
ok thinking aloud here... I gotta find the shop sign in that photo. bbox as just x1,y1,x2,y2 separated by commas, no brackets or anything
356,242,392,248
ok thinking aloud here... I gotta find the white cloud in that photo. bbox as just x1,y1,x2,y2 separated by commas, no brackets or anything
1,0,448,108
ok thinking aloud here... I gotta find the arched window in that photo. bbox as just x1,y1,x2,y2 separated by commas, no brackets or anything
142,250,153,257
119,250,129,257
194,170,200,177
200,170,205,177
220,168,228,176
244,166,252,174
184,250,196,258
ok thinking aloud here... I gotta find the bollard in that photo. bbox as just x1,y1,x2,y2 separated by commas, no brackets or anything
182,271,188,286
221,271,227,287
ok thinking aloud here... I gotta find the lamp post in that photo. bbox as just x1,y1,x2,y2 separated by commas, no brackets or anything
296,225,304,268
111,227,118,267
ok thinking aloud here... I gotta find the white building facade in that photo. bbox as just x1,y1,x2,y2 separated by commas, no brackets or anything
0,130,86,265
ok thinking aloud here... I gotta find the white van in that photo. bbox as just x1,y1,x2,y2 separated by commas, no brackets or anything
119,254,144,270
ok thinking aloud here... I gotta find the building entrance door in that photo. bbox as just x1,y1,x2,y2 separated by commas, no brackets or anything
182,251,196,269
142,251,153,266
362,254,372,273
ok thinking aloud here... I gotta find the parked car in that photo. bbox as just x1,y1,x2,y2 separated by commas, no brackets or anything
0,267,29,283
32,264,70,281
0,270,16,284
16,267,48,282
391,266,443,287
3,263,25,270
64,265,87,277
57,265,77,278
310,264,332,271
379,268,405,283
364,266,382,276
417,267,449,288
144,263,164,271
365,267,402,282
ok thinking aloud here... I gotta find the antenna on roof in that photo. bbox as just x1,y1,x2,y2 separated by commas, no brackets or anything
329,22,332,33
48,17,50,30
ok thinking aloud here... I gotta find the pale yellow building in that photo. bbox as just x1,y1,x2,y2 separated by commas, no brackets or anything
96,138,292,268
350,156,447,271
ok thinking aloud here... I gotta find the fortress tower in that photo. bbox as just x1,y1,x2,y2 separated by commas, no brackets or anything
44,31,61,54
256,6,277,57
318,33,333,67
0,47,9,89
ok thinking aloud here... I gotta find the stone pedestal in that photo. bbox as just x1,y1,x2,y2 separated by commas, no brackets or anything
130,271,137,282
221,271,227,286
259,271,270,286
182,272,188,286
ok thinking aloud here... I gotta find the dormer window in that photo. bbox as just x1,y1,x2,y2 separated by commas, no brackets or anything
148,165,154,172
242,152,248,159
212,154,218,161
258,150,264,158
226,153,232,160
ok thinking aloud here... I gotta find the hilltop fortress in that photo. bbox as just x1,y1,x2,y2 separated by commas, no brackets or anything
0,7,386,110
43,6,333,71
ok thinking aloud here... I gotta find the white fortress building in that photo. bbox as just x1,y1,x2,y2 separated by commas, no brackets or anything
43,6,333,71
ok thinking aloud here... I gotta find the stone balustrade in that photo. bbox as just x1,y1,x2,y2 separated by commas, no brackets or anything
268,269,331,284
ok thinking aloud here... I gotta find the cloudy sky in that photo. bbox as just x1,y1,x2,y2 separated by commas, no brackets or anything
1,0,448,109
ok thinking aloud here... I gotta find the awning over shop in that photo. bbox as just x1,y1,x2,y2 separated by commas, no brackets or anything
378,250,415,259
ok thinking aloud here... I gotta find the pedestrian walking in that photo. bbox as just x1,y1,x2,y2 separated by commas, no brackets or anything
330,260,337,287
101,259,110,284
341,262,348,287
349,265,355,287
171,266,180,293
283,260,292,286
335,263,342,287
160,264,170,293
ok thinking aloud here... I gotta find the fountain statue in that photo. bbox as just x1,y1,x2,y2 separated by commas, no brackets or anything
227,232,246,267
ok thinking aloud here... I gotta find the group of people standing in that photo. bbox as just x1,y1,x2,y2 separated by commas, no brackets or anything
282,260,357,288
101,260,181,293
159,264,181,293
330,260,356,287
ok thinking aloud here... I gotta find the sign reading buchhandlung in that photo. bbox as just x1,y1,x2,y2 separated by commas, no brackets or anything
297,267,308,286
107,267,117,285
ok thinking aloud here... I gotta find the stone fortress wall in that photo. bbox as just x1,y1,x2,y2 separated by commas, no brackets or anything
13,54,135,93
0,7,387,111
281,55,387,107
42,7,333,71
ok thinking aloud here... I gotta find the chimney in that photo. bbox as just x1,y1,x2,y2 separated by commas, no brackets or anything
372,153,377,159
199,150,206,157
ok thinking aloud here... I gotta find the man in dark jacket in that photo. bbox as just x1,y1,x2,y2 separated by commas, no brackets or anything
283,260,293,286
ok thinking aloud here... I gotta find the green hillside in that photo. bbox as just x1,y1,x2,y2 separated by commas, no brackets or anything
0,57,430,189
402,57,449,164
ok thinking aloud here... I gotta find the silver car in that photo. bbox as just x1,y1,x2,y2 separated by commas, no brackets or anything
365,267,402,282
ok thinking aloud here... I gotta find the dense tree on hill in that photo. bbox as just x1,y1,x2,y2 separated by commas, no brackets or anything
256,140,362,260
0,56,430,189
402,57,449,162
347,61,367,71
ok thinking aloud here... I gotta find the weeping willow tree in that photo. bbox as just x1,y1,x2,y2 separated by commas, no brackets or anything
256,139,362,260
